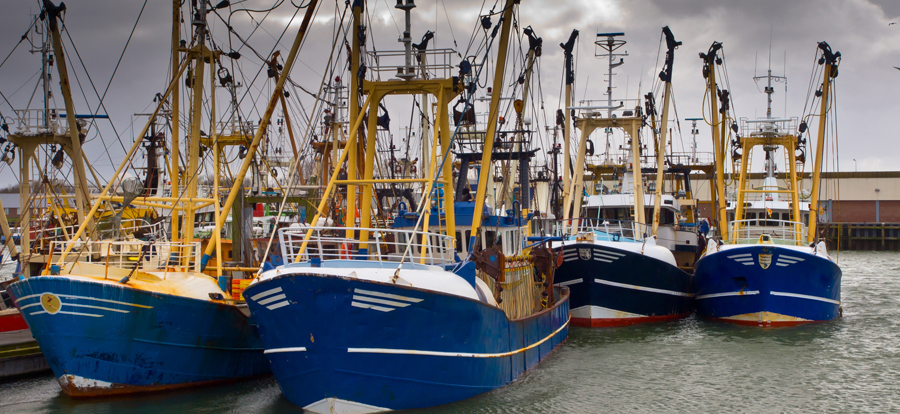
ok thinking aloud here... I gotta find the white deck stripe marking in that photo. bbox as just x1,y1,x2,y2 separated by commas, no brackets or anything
250,287,283,301
695,290,761,300
266,301,291,310
19,302,42,309
779,255,806,261
593,279,693,297
257,294,286,305
63,303,130,313
347,318,570,358
727,253,753,259
57,295,152,309
351,301,393,312
770,291,840,305
555,278,583,287
353,289,423,303
352,295,411,307
264,347,307,354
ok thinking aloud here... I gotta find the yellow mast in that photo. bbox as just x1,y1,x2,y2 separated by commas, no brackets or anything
200,0,320,266
43,1,93,238
467,0,517,247
171,0,181,241
807,42,840,243
702,42,728,242
651,27,680,237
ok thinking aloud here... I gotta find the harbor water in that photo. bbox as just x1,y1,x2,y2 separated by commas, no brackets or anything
2,250,898,413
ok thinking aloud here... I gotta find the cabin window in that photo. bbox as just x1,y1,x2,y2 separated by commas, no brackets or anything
804,214,809,226
455,231,463,252
464,230,471,252
485,231,498,249
781,213,791,221
728,213,735,222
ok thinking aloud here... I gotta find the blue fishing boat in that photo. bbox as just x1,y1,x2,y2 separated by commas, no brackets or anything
693,41,842,326
244,1,569,411
5,0,321,394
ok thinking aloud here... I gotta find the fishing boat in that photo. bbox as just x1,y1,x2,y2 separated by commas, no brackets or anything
243,1,569,412
693,41,842,326
4,0,327,394
550,29,693,327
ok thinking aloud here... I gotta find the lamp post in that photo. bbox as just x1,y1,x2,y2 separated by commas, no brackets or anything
853,159,857,172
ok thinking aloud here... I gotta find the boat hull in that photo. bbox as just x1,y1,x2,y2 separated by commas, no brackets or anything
244,273,569,412
693,245,842,326
554,243,693,327
8,276,269,396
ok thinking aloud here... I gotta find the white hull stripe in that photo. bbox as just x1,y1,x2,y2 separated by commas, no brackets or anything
353,289,422,303
594,253,621,261
257,294,286,306
30,310,102,318
19,302,42,309
266,301,291,310
352,295,412,308
63,303,130,314
250,287,283,302
593,257,614,263
597,250,626,257
351,301,393,312
778,255,806,262
264,347,307,354
347,318,569,358
17,293,152,309
770,291,840,305
696,290,761,300
594,279,692,297
727,253,753,259
555,278,583,287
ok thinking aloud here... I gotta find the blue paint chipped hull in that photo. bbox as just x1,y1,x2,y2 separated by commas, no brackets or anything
8,276,270,396
554,243,693,327
244,273,569,412
693,245,842,325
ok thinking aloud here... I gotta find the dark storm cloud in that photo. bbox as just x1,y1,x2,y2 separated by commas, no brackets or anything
0,0,896,186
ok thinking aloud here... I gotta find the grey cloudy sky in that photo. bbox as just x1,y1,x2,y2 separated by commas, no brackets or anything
0,0,897,188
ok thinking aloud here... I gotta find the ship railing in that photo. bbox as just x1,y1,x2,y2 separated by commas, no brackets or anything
532,218,650,241
279,227,456,266
739,116,799,138
31,219,167,252
49,240,202,274
729,219,806,245
11,108,87,136
365,48,459,79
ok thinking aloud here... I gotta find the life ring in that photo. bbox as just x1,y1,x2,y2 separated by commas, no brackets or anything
340,242,351,259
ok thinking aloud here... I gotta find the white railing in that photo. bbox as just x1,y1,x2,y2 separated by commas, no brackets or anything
729,219,806,245
365,48,459,79
50,240,202,274
740,116,799,138
534,218,651,241
13,108,74,135
279,227,456,266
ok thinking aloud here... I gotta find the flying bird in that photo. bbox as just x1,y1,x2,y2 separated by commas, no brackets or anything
895,66,900,71
891,22,897,26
